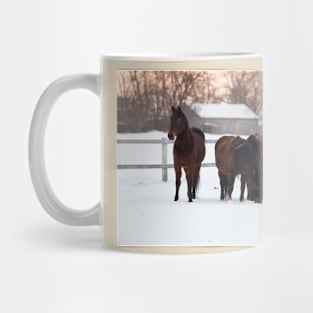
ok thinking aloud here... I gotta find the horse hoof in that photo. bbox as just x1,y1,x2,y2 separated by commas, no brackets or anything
174,196,178,201
188,198,193,202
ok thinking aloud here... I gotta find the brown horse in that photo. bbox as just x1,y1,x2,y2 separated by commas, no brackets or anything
215,135,259,202
246,134,263,203
168,106,206,202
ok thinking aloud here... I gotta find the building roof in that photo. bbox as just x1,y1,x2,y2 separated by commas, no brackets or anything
191,103,258,119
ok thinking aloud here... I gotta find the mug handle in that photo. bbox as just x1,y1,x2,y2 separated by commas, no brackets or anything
29,74,101,226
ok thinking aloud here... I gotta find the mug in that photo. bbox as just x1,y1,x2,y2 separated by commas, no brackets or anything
29,53,263,253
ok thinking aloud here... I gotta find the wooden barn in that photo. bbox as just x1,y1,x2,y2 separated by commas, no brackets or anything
191,103,260,135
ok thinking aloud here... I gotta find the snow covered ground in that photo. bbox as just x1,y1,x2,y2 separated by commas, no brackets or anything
117,131,261,246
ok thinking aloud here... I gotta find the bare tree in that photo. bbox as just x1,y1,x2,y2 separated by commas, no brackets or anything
116,69,262,132
167,71,202,107
223,71,262,115
117,71,132,109
191,71,221,103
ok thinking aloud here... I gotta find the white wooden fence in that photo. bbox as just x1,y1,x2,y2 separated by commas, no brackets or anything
117,138,217,181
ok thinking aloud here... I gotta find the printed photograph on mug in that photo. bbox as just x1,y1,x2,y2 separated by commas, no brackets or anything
116,68,263,246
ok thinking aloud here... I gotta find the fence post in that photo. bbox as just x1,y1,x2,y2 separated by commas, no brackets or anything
161,138,168,182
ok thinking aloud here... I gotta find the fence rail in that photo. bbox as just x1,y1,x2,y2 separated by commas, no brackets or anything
117,138,217,181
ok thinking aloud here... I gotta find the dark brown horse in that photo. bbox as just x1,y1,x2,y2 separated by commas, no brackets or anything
215,135,259,202
246,134,263,203
168,106,206,202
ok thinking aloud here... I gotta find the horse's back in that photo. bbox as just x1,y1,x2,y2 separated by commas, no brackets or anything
215,136,234,153
215,136,236,174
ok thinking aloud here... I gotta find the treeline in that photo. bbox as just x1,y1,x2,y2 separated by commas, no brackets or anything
117,70,262,132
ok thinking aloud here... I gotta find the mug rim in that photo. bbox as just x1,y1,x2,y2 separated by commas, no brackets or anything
101,52,260,62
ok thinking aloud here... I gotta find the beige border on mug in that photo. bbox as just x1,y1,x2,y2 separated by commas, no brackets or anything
101,54,262,253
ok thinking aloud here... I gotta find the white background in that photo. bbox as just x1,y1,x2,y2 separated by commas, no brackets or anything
1,0,313,312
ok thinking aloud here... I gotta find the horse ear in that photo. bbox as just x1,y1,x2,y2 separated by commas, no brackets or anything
177,106,182,114
171,105,176,112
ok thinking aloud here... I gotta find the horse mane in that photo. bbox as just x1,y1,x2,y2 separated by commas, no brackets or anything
232,136,257,172
191,127,205,139
174,110,194,154
247,134,262,156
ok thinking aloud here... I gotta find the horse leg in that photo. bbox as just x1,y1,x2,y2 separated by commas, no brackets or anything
227,175,235,201
218,171,226,200
247,175,254,201
240,174,246,202
184,166,193,202
192,176,196,199
192,165,200,199
224,176,230,201
187,175,193,202
174,164,182,201
224,175,235,201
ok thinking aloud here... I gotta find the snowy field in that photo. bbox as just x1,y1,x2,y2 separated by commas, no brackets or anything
117,131,262,246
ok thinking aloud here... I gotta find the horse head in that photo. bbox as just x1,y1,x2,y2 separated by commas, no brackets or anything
168,106,187,140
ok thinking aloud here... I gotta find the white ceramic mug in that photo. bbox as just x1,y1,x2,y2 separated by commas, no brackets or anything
29,53,263,253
